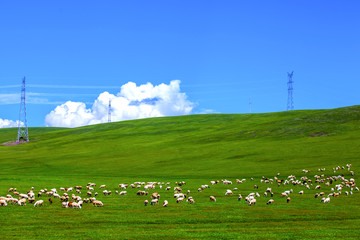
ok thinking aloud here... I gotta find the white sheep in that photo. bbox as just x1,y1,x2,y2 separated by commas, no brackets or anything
150,199,159,205
34,200,44,207
225,190,233,196
249,199,256,206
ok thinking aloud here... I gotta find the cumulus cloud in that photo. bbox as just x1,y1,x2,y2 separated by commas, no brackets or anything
0,118,23,128
45,80,194,128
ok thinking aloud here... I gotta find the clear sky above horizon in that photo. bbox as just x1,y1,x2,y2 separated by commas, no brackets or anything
0,1,359,127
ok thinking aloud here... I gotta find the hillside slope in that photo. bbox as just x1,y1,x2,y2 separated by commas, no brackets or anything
1,105,359,179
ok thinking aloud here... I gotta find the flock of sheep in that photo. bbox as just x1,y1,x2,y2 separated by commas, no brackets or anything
0,164,357,209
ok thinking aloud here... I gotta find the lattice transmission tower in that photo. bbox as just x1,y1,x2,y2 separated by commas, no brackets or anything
17,77,29,142
108,99,112,123
287,71,294,111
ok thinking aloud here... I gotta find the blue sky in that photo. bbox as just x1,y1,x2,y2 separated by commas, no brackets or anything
0,1,359,127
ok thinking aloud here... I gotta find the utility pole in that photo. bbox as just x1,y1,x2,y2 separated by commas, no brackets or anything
17,77,29,142
108,99,112,123
287,71,294,111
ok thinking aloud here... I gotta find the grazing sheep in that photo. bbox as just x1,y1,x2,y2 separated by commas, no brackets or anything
144,200,148,206
249,199,256,206
287,197,291,203
321,197,330,203
119,191,127,195
210,196,216,202
93,200,104,207
19,193,29,199
225,190,233,196
151,192,160,199
298,190,304,195
137,191,146,196
18,198,27,206
48,198,53,204
34,200,44,207
70,202,82,209
150,199,159,205
0,200,8,206
176,197,184,203
163,200,168,207
266,199,274,205
99,185,106,189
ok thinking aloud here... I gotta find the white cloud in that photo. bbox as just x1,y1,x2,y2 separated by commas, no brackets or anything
0,118,23,128
45,80,194,128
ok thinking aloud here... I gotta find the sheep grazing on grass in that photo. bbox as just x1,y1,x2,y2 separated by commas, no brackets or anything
99,185,106,189
225,190,233,196
187,197,195,204
266,199,274,205
62,202,69,208
287,197,291,203
144,200,148,206
321,197,330,203
298,190,304,195
137,191,146,196
151,192,160,199
210,196,216,202
0,200,8,206
93,200,103,207
151,199,159,205
238,194,242,201
119,191,127,195
70,202,82,209
163,200,168,207
248,199,256,206
34,200,44,207
18,198,27,206
176,197,184,203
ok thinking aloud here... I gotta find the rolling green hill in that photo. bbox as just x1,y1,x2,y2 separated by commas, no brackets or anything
0,105,360,239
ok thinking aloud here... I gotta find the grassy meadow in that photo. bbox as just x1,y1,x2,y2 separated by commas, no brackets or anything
0,106,360,239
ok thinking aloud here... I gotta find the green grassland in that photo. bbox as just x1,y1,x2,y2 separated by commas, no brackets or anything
0,106,360,239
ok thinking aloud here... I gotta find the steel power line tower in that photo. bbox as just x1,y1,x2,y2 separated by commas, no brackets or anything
17,77,29,142
108,99,112,123
287,71,294,111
